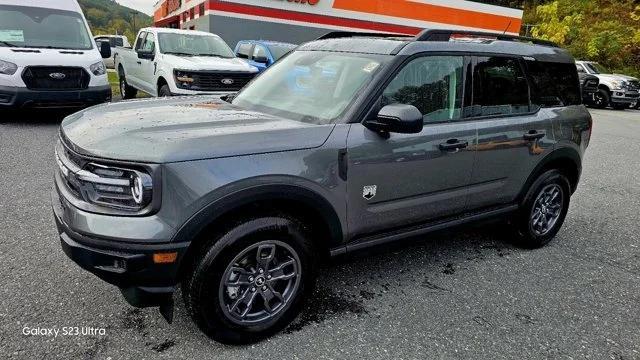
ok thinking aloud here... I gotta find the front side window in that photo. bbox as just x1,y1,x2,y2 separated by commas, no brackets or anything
233,51,389,124
468,57,530,117
141,33,155,52
134,32,146,51
158,33,234,57
253,45,267,60
0,5,92,50
236,43,252,59
584,62,608,74
527,61,581,107
382,56,464,123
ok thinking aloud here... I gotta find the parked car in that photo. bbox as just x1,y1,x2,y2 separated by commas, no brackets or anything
94,35,130,69
578,71,599,105
575,60,640,110
114,27,258,98
235,40,296,72
53,30,591,344
0,0,112,110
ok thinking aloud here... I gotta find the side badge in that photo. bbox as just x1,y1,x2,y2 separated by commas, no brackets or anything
363,185,377,200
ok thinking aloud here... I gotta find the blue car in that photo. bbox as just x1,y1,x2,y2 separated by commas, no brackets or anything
234,40,297,72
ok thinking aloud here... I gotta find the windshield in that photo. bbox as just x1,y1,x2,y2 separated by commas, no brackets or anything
158,33,234,57
584,62,609,74
233,51,388,124
0,5,92,50
267,44,296,61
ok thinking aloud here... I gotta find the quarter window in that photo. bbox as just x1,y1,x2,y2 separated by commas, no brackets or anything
527,61,581,107
468,57,530,117
382,56,464,123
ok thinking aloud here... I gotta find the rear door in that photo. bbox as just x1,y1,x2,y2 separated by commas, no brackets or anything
466,56,555,210
346,55,477,238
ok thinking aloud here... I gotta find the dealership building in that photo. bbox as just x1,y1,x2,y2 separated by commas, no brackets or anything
153,0,523,48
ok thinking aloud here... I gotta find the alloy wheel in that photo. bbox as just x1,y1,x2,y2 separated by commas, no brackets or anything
530,184,564,236
219,240,301,325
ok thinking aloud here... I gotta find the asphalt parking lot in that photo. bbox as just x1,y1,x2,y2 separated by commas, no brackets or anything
1,107,639,359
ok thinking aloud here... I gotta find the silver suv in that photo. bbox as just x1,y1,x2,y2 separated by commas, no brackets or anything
52,30,593,344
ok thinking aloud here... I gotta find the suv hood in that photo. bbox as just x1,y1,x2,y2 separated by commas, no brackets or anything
60,97,334,163
596,74,639,82
162,54,257,72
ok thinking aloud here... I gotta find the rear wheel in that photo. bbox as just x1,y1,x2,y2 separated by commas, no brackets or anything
183,216,316,344
592,89,610,109
511,169,571,248
118,70,137,100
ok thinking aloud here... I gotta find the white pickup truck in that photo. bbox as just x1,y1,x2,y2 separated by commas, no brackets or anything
114,27,258,98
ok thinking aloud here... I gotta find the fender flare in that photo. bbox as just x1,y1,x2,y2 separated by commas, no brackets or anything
517,147,582,203
171,183,345,249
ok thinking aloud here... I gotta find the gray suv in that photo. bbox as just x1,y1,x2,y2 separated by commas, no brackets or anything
52,30,592,344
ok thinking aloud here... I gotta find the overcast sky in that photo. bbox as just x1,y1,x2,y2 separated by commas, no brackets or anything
117,0,155,16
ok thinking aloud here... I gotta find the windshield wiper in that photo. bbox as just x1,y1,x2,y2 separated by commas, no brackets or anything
164,52,195,56
195,54,231,58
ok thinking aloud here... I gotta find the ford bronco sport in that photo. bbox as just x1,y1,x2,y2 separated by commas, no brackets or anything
52,30,592,344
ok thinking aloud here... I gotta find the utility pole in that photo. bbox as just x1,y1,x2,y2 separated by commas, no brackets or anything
131,11,137,32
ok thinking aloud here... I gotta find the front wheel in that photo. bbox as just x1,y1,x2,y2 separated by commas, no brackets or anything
158,84,172,97
183,216,317,344
592,89,610,109
511,169,571,248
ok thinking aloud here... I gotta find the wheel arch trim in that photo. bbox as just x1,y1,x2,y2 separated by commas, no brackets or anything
518,147,582,203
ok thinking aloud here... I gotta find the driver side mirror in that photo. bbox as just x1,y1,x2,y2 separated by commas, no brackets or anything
364,104,423,134
99,41,111,59
137,50,155,60
254,55,269,64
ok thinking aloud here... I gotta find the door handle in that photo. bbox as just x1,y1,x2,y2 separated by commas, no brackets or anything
136,61,142,65
439,139,469,151
523,130,545,141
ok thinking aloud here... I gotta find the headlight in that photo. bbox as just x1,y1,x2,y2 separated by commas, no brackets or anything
0,59,18,75
174,70,194,89
611,80,627,90
78,163,153,211
90,61,106,76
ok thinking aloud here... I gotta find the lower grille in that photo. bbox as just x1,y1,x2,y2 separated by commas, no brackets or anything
179,71,255,92
22,66,90,91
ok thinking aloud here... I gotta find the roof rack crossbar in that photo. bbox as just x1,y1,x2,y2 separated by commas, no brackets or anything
415,29,559,48
316,31,412,41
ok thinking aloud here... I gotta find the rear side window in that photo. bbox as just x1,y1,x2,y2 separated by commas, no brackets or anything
236,43,252,59
113,37,124,47
526,61,581,107
382,56,464,123
468,57,530,117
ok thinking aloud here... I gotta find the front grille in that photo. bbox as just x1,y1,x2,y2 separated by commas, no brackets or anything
22,66,90,91
627,80,639,91
180,71,255,91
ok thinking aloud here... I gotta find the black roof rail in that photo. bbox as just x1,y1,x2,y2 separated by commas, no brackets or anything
316,31,412,41
415,29,559,47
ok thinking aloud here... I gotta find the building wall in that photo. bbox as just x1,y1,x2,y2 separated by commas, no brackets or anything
209,15,329,49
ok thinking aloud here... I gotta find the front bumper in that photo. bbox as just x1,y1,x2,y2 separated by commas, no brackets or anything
52,187,189,308
0,85,112,109
610,89,639,104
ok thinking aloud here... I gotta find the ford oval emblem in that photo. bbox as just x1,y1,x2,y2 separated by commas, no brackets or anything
49,72,66,80
221,78,234,85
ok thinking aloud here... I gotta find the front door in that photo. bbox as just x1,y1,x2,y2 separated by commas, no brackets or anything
137,32,157,95
346,55,477,238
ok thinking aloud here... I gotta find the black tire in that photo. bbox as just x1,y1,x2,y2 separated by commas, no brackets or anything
158,84,172,97
118,70,137,100
592,88,610,109
511,169,571,249
183,216,317,344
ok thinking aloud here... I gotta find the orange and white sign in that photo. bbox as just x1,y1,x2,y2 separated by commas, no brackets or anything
156,0,523,35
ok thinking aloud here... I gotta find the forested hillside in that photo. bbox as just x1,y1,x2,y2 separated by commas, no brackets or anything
79,0,152,41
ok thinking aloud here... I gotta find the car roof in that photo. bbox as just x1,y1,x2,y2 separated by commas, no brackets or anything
240,40,297,47
300,30,575,63
1,0,82,12
140,27,222,38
